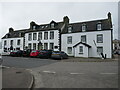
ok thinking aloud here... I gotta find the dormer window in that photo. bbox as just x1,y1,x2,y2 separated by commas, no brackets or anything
97,22,102,30
41,26,44,29
33,26,36,30
82,24,86,32
68,26,72,33
51,23,55,28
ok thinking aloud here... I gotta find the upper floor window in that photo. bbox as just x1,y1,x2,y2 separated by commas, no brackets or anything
10,40,13,46
81,35,86,43
50,31,54,39
67,36,72,44
44,32,48,40
97,34,103,43
51,23,55,28
33,33,37,40
4,40,7,46
82,24,86,32
28,33,32,41
97,23,102,30
68,26,72,33
17,39,20,45
33,26,36,30
38,32,42,40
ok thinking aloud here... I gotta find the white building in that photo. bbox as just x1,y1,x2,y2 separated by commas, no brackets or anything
61,12,113,58
1,28,26,52
1,12,113,58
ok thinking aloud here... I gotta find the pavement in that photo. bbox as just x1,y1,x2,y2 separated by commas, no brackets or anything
2,66,34,89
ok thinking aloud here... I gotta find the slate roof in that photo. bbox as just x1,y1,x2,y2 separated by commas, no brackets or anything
61,19,112,34
2,29,28,39
73,42,91,48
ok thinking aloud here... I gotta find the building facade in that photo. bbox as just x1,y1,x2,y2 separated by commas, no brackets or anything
1,12,113,58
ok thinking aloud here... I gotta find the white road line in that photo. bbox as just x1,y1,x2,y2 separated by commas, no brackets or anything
100,73,117,75
43,71,56,74
70,73,84,75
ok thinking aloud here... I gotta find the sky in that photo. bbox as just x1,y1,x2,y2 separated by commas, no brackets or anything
0,1,119,41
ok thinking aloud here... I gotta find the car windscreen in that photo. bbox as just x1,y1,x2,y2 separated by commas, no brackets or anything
32,50,37,52
52,51,60,54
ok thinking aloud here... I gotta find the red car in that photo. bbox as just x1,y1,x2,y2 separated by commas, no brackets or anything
30,50,40,57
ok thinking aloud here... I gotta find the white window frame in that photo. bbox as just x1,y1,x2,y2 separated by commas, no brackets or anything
44,32,48,40
50,31,54,39
81,35,86,43
97,23,102,30
68,26,72,33
67,47,72,54
67,36,72,44
97,34,103,43
79,46,83,54
28,33,32,41
33,33,37,40
38,32,42,40
82,24,86,32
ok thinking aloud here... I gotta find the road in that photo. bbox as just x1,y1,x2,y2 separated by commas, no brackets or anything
2,56,118,88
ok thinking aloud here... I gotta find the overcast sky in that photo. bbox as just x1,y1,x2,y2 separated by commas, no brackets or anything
0,2,118,41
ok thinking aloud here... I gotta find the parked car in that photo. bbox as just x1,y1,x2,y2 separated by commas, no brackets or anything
10,50,23,57
38,50,52,58
23,49,32,57
51,51,68,60
30,50,40,57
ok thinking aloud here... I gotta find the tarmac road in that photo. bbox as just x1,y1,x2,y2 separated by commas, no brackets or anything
2,56,118,88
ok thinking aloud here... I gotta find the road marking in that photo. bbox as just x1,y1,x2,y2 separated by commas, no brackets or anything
70,73,84,75
42,71,56,74
100,73,117,75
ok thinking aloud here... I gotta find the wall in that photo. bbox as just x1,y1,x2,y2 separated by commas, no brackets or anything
25,30,59,50
61,30,112,58
1,37,24,52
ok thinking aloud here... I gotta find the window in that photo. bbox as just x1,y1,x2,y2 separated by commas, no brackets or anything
82,24,86,32
44,43,48,49
51,23,55,28
38,32,42,40
17,39,20,45
68,26,72,33
81,35,86,43
10,40,13,46
67,47,72,54
50,43,54,50
97,47,103,53
97,34,103,43
33,26,36,30
33,33,37,40
79,46,83,53
50,31,54,39
67,36,72,44
97,23,102,30
4,40,7,46
44,32,48,40
28,43,31,49
28,33,32,41
33,43,36,50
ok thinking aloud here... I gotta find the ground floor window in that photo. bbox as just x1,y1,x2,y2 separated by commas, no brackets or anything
4,48,7,52
50,43,54,50
44,43,48,50
33,43,36,50
97,47,103,53
67,47,72,54
28,43,32,49
79,46,83,54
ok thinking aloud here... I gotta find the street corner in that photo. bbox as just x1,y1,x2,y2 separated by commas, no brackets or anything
2,66,34,89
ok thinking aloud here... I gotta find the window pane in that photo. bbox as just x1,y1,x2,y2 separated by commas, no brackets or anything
67,47,72,54
79,46,83,53
97,34,103,43
81,35,86,43
68,26,72,33
67,36,72,44
38,32,42,40
97,24,102,30
28,33,32,41
17,40,20,45
50,43,54,50
33,33,37,40
44,43,48,49
44,32,48,40
33,43,36,50
82,25,86,31
50,31,54,39
28,43,31,49
97,47,103,53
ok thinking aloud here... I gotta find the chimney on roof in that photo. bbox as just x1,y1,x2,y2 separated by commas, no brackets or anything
108,12,111,20
9,28,14,33
63,16,69,24
30,21,36,29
